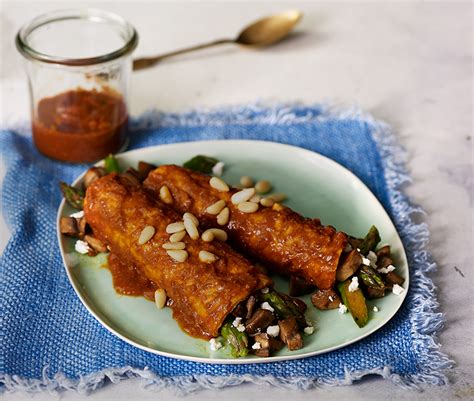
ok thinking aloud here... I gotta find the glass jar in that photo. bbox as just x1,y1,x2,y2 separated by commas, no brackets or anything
16,9,138,163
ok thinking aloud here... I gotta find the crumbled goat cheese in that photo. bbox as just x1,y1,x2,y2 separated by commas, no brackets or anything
236,324,246,332
367,251,378,263
392,284,405,296
338,303,348,314
70,210,84,219
304,326,315,335
209,338,222,351
232,317,242,327
362,257,371,266
378,264,396,274
212,161,225,176
266,325,280,337
373,306,379,312
261,302,274,312
348,276,359,292
261,287,269,294
252,342,261,350
75,240,90,255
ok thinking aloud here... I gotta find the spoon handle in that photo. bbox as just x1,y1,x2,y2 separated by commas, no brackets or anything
133,38,234,71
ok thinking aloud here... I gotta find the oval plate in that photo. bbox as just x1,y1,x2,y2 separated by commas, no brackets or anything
57,140,409,364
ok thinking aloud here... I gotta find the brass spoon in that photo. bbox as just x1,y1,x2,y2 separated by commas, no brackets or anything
133,10,303,71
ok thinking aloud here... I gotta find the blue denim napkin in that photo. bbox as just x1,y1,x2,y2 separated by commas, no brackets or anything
0,104,452,393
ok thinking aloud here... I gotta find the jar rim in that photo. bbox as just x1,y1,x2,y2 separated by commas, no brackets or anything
16,8,138,66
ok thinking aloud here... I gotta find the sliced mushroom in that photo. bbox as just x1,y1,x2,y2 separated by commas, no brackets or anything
245,309,274,334
137,161,157,181
122,168,141,186
280,293,307,313
83,167,107,189
376,245,391,258
77,217,87,237
60,217,79,237
311,288,341,310
252,333,284,357
232,302,247,318
336,249,362,282
289,275,315,297
384,271,405,286
278,317,303,351
365,287,386,299
245,295,257,320
377,256,393,269
348,236,363,250
84,235,108,253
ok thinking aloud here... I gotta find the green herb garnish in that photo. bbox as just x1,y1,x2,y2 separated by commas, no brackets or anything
104,154,121,173
183,155,219,174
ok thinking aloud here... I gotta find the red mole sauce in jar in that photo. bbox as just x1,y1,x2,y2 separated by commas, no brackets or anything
32,87,128,162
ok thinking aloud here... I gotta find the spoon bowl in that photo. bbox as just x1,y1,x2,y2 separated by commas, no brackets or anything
236,10,303,47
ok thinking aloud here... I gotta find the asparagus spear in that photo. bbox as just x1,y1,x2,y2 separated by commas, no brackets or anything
104,154,121,173
358,265,385,289
60,182,84,210
221,322,249,357
358,226,381,255
183,155,219,174
338,280,369,328
261,290,306,328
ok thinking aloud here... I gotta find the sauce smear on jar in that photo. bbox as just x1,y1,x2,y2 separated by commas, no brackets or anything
33,87,128,162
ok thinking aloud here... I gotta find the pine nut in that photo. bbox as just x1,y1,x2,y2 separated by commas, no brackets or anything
169,231,186,242
183,212,199,227
199,250,218,263
217,207,230,225
154,289,167,309
240,176,254,188
206,200,226,215
166,222,185,234
238,201,259,213
162,242,186,250
249,194,261,203
201,230,214,242
255,180,272,194
184,218,199,240
202,228,228,242
260,197,275,207
167,249,188,262
268,193,286,202
212,161,225,176
138,225,155,245
209,177,229,192
231,188,255,205
159,185,173,204
272,203,285,211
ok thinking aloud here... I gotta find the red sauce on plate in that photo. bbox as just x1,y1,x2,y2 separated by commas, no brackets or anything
107,252,157,301
32,87,128,163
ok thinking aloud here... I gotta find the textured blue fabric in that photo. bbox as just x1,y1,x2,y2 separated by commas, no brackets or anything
0,105,451,392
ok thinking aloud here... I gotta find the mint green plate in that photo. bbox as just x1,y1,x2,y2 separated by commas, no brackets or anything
57,140,409,364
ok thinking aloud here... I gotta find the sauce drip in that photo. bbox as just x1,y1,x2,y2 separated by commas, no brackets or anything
33,87,128,162
107,252,157,301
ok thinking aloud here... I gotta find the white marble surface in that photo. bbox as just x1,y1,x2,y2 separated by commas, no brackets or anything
0,1,472,400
